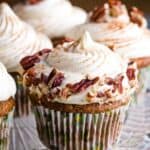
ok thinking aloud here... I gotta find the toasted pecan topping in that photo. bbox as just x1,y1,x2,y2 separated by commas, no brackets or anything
21,55,40,70
127,68,135,80
106,75,124,93
129,7,144,27
66,77,99,93
90,5,106,22
20,49,51,70
90,0,123,22
52,37,74,47
51,72,65,88
27,0,42,5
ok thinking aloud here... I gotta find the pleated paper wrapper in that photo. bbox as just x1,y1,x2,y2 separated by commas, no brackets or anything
0,109,14,150
11,73,32,117
33,104,128,150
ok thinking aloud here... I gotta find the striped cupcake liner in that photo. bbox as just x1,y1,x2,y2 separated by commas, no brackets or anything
139,66,150,93
0,109,14,150
11,73,32,117
34,105,128,150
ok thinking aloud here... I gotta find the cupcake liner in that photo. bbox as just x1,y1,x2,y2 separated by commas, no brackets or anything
140,66,150,93
33,104,128,150
11,73,32,117
0,108,14,150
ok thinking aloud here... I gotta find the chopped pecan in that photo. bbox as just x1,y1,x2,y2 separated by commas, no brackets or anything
67,77,99,93
127,68,135,80
41,73,48,84
90,5,106,22
115,75,124,93
20,55,40,70
52,37,74,47
106,75,124,93
51,73,65,88
27,0,42,5
129,7,144,27
97,92,105,98
47,69,57,84
37,49,51,56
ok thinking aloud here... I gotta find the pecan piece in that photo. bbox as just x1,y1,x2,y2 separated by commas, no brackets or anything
20,55,40,70
127,68,135,80
28,0,42,5
52,37,74,47
47,69,57,84
90,5,106,22
129,7,144,27
37,49,51,56
51,73,65,88
67,77,99,93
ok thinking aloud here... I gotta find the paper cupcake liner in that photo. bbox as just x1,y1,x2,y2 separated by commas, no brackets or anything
0,109,14,150
33,105,128,150
140,66,150,93
11,73,32,117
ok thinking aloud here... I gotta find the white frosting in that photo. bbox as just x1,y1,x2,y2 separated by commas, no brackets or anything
66,22,150,59
0,62,16,101
0,3,52,72
14,0,87,38
29,32,133,104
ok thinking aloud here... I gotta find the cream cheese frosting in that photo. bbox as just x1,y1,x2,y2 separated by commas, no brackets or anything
0,62,16,101
0,3,52,72
14,0,87,38
22,32,138,105
66,1,150,60
66,21,150,59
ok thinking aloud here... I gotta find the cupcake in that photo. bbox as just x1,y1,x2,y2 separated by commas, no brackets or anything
0,62,16,150
20,32,138,150
0,3,52,117
14,0,87,39
66,0,150,93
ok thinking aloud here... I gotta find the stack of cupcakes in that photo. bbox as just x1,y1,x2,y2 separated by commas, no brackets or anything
20,32,138,150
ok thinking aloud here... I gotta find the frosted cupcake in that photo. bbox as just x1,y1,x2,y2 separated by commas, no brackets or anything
0,62,16,150
21,32,138,150
14,0,87,39
66,0,150,93
0,3,52,116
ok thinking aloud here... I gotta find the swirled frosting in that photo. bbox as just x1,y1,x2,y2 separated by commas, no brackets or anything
0,62,16,101
22,32,138,105
66,21,150,59
14,0,87,38
0,3,52,72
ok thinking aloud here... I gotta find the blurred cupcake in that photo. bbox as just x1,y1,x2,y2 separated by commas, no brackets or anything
0,3,52,117
66,0,150,93
14,0,87,39
20,32,138,150
0,62,16,150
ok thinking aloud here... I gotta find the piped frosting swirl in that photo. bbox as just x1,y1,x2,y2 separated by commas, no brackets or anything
0,3,52,72
14,0,87,38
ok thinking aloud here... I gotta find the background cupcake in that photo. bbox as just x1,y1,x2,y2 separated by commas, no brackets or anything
0,62,16,150
66,0,150,94
14,0,87,39
0,3,52,117
21,32,138,150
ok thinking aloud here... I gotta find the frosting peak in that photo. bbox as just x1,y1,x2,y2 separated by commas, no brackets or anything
0,3,52,72
0,62,16,101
